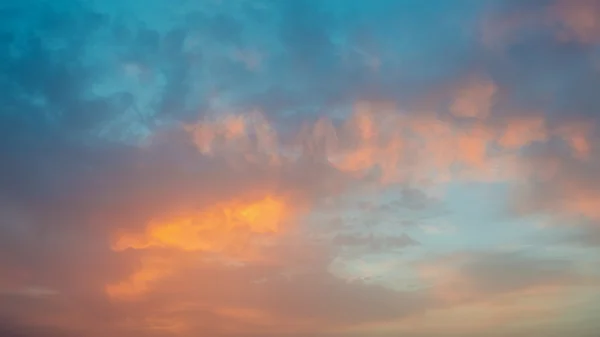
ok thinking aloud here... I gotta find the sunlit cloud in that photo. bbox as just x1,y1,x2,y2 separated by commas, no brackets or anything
112,195,290,253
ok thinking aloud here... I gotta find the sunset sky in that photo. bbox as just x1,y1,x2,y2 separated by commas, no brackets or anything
2,0,600,336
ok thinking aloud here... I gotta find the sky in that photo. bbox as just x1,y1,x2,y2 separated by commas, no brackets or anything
1,0,600,336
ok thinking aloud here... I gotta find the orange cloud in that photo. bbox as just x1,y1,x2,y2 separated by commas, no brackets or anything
450,76,497,119
107,194,295,300
456,125,495,169
498,116,548,150
185,111,280,165
212,306,275,330
556,121,592,160
554,180,600,220
312,101,405,182
181,93,565,189
105,256,172,299
112,195,290,254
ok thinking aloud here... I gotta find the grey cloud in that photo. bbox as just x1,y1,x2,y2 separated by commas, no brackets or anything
460,251,580,294
333,233,419,252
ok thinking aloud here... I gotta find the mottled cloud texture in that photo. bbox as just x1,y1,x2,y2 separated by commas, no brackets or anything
1,1,600,336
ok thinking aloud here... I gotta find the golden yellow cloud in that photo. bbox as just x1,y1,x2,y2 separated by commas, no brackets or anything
107,194,293,300
112,195,289,253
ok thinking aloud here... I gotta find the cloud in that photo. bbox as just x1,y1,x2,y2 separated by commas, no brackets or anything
2,1,600,336
551,0,600,44
332,233,419,251
450,76,497,119
100,231,432,335
481,0,600,46
569,224,600,247
0,318,73,337
509,126,600,224
417,250,589,304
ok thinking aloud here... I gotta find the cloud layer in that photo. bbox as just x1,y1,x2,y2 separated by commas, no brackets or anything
1,1,600,336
